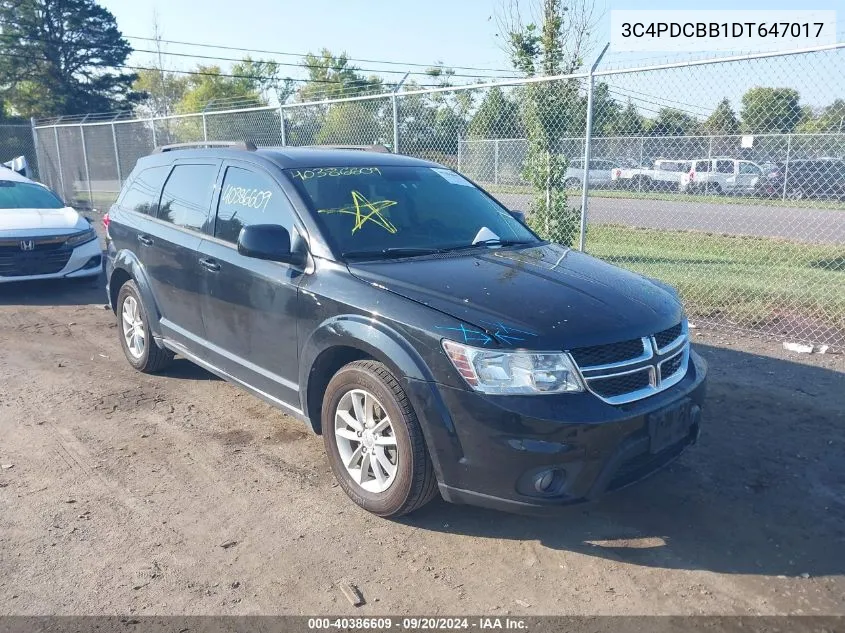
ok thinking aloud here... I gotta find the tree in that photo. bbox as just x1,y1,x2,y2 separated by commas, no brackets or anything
499,0,599,246
134,68,188,118
604,99,647,136
316,101,388,145
650,107,700,136
796,99,845,133
701,98,739,136
467,87,523,139
297,49,382,102
0,0,139,117
176,64,263,114
740,87,802,134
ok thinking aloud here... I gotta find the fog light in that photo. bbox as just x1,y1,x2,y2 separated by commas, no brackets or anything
534,469,557,493
82,255,102,269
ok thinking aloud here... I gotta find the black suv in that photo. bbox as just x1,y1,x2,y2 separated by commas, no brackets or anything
104,142,707,517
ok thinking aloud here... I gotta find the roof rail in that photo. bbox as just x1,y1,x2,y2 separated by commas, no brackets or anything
153,141,257,154
303,144,392,154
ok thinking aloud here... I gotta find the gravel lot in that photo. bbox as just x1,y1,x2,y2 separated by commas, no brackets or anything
1,278,844,616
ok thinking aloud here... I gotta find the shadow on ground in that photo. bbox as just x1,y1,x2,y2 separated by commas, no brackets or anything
403,343,845,579
0,273,106,307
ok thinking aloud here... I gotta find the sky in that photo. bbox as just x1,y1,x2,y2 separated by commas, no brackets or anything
98,0,843,112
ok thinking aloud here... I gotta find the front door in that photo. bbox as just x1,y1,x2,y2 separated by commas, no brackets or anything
196,162,304,409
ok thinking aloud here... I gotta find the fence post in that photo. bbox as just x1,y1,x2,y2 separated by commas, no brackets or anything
53,126,66,201
494,140,499,185
79,125,94,209
111,123,122,186
151,120,157,149
579,43,609,253
782,134,792,201
29,117,42,182
637,137,644,193
202,113,208,142
279,107,287,146
457,136,462,172
705,136,713,194
392,95,400,154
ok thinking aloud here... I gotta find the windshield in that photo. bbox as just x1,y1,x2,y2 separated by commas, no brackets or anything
285,165,538,258
0,182,64,210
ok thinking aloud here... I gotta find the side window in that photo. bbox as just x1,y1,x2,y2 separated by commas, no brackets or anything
716,160,734,174
697,161,711,172
739,162,761,175
158,164,218,231
214,166,294,244
118,166,170,215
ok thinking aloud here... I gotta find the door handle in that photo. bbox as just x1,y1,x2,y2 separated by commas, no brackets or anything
199,257,221,272
137,234,153,246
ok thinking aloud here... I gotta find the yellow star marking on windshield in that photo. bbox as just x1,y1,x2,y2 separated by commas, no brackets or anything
318,191,398,234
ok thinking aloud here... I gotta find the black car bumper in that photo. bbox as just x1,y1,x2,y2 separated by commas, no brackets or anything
406,349,707,514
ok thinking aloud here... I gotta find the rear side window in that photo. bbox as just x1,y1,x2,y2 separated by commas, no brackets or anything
214,167,295,244
159,164,218,231
716,160,734,174
118,166,170,215
739,162,761,175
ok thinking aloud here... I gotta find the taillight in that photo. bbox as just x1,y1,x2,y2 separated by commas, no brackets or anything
615,169,621,178
688,169,695,181
102,212,110,231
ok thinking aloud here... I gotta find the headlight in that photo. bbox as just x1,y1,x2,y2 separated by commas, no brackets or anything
65,228,97,248
442,339,583,395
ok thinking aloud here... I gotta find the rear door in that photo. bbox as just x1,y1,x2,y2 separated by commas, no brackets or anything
196,162,305,408
145,160,221,349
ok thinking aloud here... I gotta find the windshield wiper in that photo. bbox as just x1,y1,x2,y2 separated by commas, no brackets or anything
464,238,536,249
341,247,446,260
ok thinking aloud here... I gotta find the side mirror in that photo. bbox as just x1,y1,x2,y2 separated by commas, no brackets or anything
237,224,304,265
509,210,526,224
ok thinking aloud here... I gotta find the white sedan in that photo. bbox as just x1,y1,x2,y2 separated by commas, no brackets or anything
0,168,101,283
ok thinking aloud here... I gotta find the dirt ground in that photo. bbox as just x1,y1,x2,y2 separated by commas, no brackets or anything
1,277,843,616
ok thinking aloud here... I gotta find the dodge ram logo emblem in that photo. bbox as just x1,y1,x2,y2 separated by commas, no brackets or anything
20,240,35,251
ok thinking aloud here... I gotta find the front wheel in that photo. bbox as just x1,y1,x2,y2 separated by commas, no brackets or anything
322,360,438,517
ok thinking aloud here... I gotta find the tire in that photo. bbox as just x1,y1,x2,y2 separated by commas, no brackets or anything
322,360,438,517
116,280,174,373
565,177,580,189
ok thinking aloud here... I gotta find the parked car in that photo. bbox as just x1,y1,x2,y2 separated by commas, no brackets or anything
0,169,101,283
611,159,690,191
104,142,707,517
755,158,845,200
564,159,618,189
680,158,763,195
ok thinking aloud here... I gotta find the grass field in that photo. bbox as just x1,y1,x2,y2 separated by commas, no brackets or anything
485,184,845,210
587,225,845,341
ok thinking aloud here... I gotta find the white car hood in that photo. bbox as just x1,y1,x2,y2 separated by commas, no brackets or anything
0,207,86,235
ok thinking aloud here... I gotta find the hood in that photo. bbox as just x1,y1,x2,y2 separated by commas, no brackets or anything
0,207,86,235
348,243,684,350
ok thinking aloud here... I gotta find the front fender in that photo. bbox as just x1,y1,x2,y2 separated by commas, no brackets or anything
299,315,461,480
108,248,164,341
299,314,436,401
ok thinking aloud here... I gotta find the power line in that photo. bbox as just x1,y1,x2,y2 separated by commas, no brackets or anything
122,34,517,74
126,46,519,80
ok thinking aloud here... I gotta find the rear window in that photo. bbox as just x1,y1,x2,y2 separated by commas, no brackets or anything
0,181,64,210
118,166,170,215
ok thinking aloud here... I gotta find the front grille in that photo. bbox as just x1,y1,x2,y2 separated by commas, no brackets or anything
660,350,684,379
573,320,690,405
654,323,683,349
569,338,645,368
588,368,652,399
0,250,72,277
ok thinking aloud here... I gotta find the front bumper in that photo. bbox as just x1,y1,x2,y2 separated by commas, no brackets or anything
0,238,102,283
407,349,707,514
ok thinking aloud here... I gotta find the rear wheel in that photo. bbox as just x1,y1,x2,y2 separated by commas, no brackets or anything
322,360,438,517
116,280,174,373
565,177,581,189
787,186,805,200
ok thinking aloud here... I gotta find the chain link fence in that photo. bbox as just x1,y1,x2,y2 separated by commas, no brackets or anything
0,123,38,179
32,44,845,345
